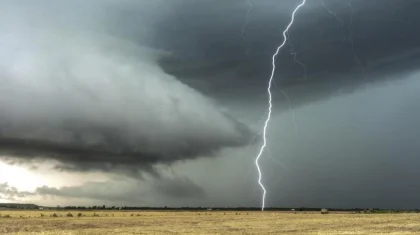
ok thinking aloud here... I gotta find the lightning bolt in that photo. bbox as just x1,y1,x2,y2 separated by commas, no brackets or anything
321,0,365,78
287,31,307,81
321,0,344,28
255,0,307,211
241,0,253,55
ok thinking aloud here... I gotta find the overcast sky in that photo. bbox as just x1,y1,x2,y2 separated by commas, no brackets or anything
1,0,420,209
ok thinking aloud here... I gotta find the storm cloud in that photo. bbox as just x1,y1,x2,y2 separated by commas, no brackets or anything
0,175,204,205
2,0,420,173
159,0,420,108
34,176,205,204
0,0,252,173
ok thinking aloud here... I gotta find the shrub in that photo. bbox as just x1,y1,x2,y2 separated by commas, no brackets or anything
66,213,74,217
77,213,83,217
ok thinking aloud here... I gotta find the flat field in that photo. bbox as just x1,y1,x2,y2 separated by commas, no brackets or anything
0,210,419,234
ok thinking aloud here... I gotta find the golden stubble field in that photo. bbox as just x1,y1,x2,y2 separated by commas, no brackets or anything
0,210,419,235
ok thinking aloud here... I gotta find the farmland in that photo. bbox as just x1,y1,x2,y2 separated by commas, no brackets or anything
0,210,419,234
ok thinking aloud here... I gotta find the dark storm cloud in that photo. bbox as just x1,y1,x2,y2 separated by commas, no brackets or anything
152,177,205,199
35,176,204,203
2,0,419,172
0,0,253,173
158,0,420,107
35,181,147,202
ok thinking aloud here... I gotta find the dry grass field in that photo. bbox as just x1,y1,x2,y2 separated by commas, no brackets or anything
0,210,419,234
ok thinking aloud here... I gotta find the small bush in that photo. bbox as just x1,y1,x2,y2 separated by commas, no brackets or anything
3,215,11,218
77,213,83,217
51,213,58,218
40,214,45,217
66,213,73,217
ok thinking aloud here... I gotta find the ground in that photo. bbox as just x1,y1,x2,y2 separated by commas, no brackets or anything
0,210,419,234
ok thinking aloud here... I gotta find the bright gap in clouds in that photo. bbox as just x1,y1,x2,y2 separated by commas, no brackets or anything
0,161,47,191
0,160,107,192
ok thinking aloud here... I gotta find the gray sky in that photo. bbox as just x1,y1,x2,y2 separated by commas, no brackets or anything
1,0,420,209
